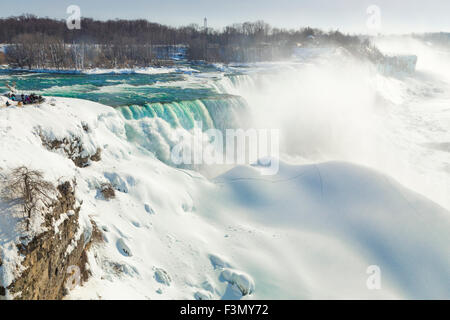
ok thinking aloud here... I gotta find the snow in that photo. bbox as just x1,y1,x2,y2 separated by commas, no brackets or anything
53,213,69,235
153,267,172,286
0,241,26,292
220,268,255,296
0,94,449,300
0,96,10,105
104,172,131,193
0,66,200,75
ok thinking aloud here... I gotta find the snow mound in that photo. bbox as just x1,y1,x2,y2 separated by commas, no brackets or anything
215,161,450,299
220,268,255,296
153,267,172,286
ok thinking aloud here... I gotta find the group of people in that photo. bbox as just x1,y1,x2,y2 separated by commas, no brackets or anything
2,82,45,107
4,92,44,106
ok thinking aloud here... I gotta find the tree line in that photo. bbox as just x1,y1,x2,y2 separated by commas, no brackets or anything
0,15,382,69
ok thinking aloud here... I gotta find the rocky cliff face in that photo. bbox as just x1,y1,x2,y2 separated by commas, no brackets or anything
0,181,92,300
39,131,102,168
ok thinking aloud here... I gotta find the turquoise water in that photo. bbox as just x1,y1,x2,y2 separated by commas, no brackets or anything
0,63,250,131
118,96,248,130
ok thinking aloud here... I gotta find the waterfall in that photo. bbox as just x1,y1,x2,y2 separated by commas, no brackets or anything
117,95,249,131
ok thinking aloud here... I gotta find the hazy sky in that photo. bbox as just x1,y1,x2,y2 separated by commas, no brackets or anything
1,0,448,34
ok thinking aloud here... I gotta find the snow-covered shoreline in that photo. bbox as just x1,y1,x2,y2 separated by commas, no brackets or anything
0,65,200,75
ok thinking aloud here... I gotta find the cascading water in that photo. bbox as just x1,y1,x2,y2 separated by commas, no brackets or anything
117,95,250,132
114,92,252,174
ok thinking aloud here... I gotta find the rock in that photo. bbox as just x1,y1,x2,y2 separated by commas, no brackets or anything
90,148,102,162
1,181,92,300
38,131,101,168
99,183,115,200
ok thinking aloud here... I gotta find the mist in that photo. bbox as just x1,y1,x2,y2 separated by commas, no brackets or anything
224,46,450,210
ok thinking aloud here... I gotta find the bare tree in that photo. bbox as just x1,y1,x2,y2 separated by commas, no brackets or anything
2,166,55,230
